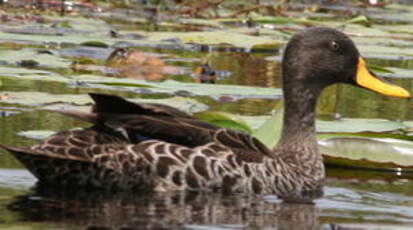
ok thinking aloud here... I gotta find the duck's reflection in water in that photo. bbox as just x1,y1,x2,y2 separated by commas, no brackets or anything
8,187,320,230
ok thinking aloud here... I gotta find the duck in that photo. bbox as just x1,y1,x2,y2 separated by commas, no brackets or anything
0,27,410,201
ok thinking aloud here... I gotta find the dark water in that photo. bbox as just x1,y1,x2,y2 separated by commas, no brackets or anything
1,169,413,230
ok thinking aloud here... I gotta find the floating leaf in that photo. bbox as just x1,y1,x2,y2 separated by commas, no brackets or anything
383,67,413,79
0,49,70,69
369,65,395,74
320,136,413,171
146,31,282,50
231,16,320,26
81,41,109,48
78,76,283,100
253,103,284,149
0,91,92,106
194,111,252,133
0,91,208,114
344,15,369,25
316,119,406,133
178,18,223,28
17,130,56,140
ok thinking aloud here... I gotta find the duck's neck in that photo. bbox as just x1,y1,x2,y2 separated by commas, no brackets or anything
275,81,321,153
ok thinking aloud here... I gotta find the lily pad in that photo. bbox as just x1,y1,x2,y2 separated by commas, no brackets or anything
0,70,282,100
194,111,252,133
382,67,413,79
0,91,209,114
17,130,57,140
146,31,282,50
72,75,283,100
320,136,413,171
0,91,91,106
80,41,109,48
0,49,70,69
178,18,223,28
317,119,406,133
252,104,283,149
0,66,55,77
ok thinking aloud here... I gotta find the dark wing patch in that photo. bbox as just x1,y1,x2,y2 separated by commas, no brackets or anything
99,114,219,147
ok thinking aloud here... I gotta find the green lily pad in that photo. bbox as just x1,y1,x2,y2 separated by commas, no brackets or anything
178,18,223,28
0,49,70,69
343,15,369,25
382,67,413,79
17,130,57,140
0,91,92,106
80,41,109,48
369,65,395,74
0,91,209,114
320,136,413,171
0,71,282,100
72,75,283,99
218,16,319,26
252,103,283,149
146,31,281,49
194,111,252,133
0,66,54,77
317,119,406,133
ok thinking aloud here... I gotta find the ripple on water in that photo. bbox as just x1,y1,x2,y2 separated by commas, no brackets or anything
319,186,413,224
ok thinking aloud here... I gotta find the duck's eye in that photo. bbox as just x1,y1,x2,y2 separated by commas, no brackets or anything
330,41,340,51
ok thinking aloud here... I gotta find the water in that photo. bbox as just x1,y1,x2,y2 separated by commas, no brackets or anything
1,169,413,230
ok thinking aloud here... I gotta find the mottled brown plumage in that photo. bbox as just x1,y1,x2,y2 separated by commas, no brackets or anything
1,27,409,201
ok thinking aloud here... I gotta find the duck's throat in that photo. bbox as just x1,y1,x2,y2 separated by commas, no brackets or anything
277,84,320,150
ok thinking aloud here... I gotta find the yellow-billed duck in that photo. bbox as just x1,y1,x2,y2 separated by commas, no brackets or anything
0,27,410,201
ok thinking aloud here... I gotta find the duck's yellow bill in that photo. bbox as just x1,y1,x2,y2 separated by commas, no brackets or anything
356,58,410,98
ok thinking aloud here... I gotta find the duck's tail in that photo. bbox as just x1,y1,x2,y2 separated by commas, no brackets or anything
0,143,38,174
0,143,96,186
0,143,27,154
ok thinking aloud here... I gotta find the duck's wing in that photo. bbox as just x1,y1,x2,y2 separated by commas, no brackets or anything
87,93,274,156
47,105,273,159
50,109,273,157
48,109,218,148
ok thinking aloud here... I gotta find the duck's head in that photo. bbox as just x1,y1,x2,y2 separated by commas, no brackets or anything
282,27,410,99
